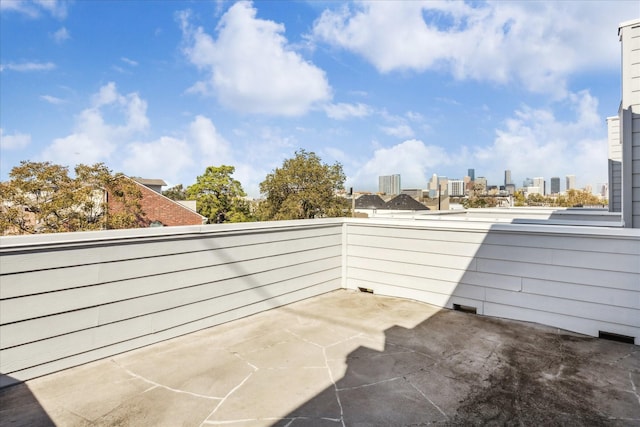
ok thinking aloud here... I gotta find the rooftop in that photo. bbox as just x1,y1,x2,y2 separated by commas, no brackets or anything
1,290,639,426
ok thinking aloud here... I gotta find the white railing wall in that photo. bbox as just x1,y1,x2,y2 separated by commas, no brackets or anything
345,219,639,344
0,220,343,386
1,217,639,386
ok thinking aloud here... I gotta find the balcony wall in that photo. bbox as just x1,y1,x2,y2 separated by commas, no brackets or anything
0,220,343,386
345,219,640,343
1,218,639,386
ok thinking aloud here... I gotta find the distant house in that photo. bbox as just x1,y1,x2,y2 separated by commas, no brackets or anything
108,178,207,227
355,194,387,209
384,194,430,211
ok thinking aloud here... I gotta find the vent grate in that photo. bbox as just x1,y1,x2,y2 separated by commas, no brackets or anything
453,304,477,314
358,287,374,294
598,331,634,344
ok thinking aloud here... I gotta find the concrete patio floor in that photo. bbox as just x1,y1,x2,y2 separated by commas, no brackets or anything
1,289,639,426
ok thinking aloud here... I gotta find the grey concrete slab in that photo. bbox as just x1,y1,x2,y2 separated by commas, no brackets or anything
1,290,639,426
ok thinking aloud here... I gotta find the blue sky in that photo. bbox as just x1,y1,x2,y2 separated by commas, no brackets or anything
1,0,637,197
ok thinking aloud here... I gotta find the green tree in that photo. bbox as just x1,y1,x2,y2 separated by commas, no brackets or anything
162,184,187,201
258,149,349,220
0,161,144,235
186,165,252,223
563,189,602,207
75,163,145,230
513,191,526,207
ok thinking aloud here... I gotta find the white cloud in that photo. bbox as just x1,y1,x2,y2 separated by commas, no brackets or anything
312,1,636,96
380,124,414,139
179,1,332,116
0,61,55,72
0,0,68,19
189,115,233,167
324,102,372,120
41,82,149,166
40,94,65,104
349,139,449,190
405,111,424,121
0,129,31,150
472,90,606,188
324,146,347,163
121,57,138,66
52,27,69,43
123,137,194,180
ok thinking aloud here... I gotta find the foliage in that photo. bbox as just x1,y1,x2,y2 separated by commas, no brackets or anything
513,191,526,207
258,149,349,220
186,165,252,223
0,161,144,235
462,195,498,209
525,189,605,208
560,189,605,207
162,184,187,201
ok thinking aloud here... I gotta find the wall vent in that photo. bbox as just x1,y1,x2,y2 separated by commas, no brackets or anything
598,331,635,344
453,304,477,314
358,287,374,294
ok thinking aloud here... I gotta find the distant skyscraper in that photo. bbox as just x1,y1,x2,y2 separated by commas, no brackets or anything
378,174,401,195
533,177,546,195
550,177,560,194
504,170,512,186
467,169,475,181
523,177,534,188
566,175,576,191
448,179,465,197
476,177,487,193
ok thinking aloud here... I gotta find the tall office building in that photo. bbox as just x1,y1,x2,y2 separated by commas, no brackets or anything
566,175,576,191
533,177,546,195
504,170,512,187
550,177,560,194
475,177,487,193
467,169,475,182
523,177,534,187
378,174,401,195
448,179,465,197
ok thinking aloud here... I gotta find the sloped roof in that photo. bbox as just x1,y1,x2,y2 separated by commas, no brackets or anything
355,194,387,209
384,194,430,210
132,178,167,187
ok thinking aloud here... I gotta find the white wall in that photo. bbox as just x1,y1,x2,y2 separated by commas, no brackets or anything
619,19,640,227
608,116,623,212
0,220,343,386
1,217,639,386
344,219,640,344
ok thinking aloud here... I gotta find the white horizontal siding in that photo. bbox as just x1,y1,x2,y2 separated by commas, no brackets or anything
0,220,343,382
344,220,640,344
1,217,639,385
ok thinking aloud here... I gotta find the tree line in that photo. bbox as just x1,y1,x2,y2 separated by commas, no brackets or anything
460,188,606,208
0,150,350,235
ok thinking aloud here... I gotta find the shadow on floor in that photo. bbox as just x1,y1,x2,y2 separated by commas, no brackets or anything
275,308,639,426
0,374,54,427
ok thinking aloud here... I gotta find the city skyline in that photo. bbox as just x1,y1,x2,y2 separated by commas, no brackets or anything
1,1,635,197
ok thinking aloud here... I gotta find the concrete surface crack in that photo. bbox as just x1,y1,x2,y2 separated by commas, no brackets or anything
200,371,255,426
629,372,640,406
325,332,366,349
201,416,341,425
337,376,402,391
323,346,345,427
112,360,222,401
542,364,565,381
232,351,258,371
285,328,323,348
385,340,437,361
407,379,448,420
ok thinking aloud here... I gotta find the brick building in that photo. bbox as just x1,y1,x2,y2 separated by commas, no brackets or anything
109,178,206,227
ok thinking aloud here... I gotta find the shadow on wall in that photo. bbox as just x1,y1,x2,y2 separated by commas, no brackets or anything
276,307,635,426
0,374,54,426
